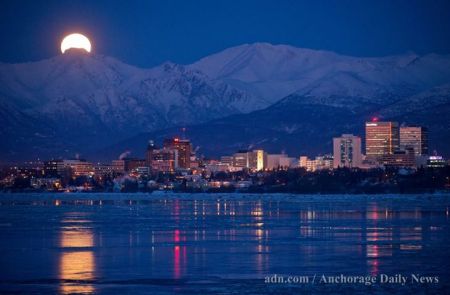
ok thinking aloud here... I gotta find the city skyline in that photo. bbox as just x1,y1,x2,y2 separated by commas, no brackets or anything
4,118,442,174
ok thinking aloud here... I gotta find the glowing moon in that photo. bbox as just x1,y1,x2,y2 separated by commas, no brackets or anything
61,33,92,54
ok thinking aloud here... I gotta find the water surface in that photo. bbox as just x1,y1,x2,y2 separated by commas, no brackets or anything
0,193,449,294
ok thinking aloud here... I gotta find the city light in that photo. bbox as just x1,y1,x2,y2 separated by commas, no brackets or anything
0,121,448,193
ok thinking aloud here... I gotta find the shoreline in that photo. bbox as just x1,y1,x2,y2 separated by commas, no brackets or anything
0,191,449,202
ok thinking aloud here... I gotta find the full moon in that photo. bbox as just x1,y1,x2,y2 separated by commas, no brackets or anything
61,33,92,54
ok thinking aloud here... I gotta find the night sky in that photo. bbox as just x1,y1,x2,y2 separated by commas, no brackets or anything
1,0,450,67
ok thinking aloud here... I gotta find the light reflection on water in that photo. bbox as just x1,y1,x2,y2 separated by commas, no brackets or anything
59,213,95,294
0,194,449,294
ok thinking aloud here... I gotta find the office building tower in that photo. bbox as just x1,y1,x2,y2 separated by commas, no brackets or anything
164,138,191,169
333,134,362,168
400,126,428,155
365,121,399,159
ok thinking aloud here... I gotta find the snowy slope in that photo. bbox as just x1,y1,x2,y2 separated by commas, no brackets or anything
192,43,450,105
2,43,450,161
110,89,450,161
110,45,450,160
0,52,261,128
0,52,263,161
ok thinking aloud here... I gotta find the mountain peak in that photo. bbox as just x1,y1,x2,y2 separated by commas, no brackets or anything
2,43,450,161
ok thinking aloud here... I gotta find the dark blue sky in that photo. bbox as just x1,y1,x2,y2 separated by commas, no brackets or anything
1,0,450,67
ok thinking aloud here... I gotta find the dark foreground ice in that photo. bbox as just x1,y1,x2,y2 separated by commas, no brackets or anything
0,193,449,294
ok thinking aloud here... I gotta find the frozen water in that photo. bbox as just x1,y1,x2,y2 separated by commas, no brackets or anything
0,193,449,294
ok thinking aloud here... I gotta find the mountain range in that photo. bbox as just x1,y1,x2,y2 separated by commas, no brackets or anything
1,43,450,162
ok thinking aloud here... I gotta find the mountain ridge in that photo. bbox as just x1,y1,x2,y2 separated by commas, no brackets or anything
191,43,450,105
0,51,263,162
1,43,450,162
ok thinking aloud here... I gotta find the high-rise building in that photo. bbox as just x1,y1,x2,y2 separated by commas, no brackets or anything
233,150,250,168
267,154,294,170
333,134,362,168
145,140,157,167
143,140,180,173
365,121,399,159
163,138,191,169
249,150,267,171
122,158,146,172
400,126,428,156
380,147,416,167
44,160,61,177
151,148,178,172
231,150,267,170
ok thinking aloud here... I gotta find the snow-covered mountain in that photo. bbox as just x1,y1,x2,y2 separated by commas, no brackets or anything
2,43,450,162
0,52,262,161
192,43,450,107
105,45,450,160
108,87,450,161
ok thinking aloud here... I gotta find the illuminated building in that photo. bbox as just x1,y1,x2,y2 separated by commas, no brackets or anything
220,156,233,165
333,134,362,168
63,160,94,176
380,148,416,167
249,150,267,171
30,178,61,190
111,160,125,173
427,156,446,168
267,154,296,170
93,163,116,176
314,155,334,170
205,162,231,173
164,138,191,169
299,156,313,171
233,150,250,168
144,140,178,172
231,150,267,170
300,155,333,171
266,154,284,170
282,157,298,168
44,160,61,177
400,126,428,156
299,156,318,172
365,121,399,159
151,148,178,173
189,155,199,169
121,158,146,172
299,156,308,169
135,166,150,176
44,159,94,177
146,140,157,167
